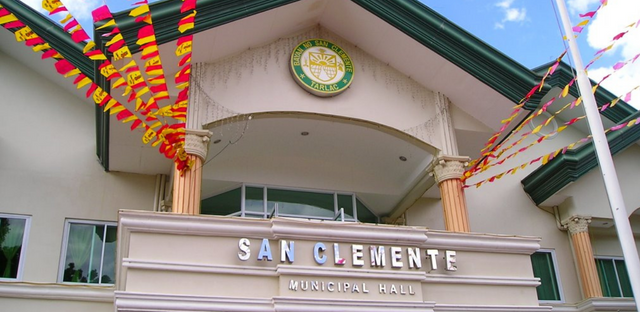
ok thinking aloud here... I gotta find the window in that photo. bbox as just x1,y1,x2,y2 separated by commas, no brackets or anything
0,214,30,280
531,250,563,301
59,220,116,285
596,257,633,297
201,184,379,223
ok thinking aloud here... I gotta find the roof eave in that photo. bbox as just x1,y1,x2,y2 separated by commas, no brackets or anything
522,110,640,206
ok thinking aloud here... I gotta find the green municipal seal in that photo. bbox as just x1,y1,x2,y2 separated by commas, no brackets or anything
290,39,354,97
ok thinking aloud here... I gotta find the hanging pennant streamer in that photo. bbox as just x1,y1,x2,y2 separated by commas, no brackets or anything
465,3,638,182
0,3,190,171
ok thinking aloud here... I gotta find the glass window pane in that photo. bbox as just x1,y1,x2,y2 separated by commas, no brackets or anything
201,188,241,216
597,259,621,297
337,195,354,219
268,189,334,218
62,222,116,285
0,217,26,279
531,251,561,301
100,225,117,284
356,199,378,224
245,187,264,213
63,224,97,283
614,260,633,297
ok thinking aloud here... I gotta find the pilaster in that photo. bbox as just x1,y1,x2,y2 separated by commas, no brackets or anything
562,215,603,299
172,129,212,215
433,155,470,232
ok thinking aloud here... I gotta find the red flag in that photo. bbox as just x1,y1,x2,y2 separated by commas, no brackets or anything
42,49,59,59
63,19,78,32
92,5,113,23
116,109,134,121
25,37,45,46
2,21,25,29
71,29,89,43
54,59,75,75
181,0,196,13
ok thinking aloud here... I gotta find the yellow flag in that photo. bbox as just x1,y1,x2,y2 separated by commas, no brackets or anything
100,64,118,78
93,88,108,104
104,99,118,111
561,84,570,98
76,77,92,89
113,46,132,61
142,128,157,144
106,34,123,47
82,41,96,53
130,4,149,17
15,27,36,42
96,19,117,30
0,14,18,25
109,104,126,115
59,13,73,24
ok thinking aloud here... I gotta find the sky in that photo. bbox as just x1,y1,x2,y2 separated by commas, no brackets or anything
19,0,640,106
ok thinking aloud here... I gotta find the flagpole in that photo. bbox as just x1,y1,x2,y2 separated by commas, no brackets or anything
556,0,640,305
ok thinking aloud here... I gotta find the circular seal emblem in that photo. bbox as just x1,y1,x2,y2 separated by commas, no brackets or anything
290,39,354,97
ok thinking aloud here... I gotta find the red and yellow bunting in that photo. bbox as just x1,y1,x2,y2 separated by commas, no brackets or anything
0,2,191,172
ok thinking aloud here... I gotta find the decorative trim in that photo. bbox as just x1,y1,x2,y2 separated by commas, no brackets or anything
434,304,551,311
433,156,470,184
522,111,640,206
118,211,540,254
0,282,113,303
561,216,591,235
115,291,273,312
275,265,426,281
121,259,277,277
542,297,636,312
423,274,540,287
273,297,435,312
183,129,212,160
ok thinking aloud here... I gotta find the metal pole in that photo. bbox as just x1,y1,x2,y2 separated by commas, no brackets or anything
556,0,640,305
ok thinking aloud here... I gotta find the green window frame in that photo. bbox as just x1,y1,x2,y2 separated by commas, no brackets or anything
596,257,633,298
59,220,117,285
0,214,30,280
531,250,563,302
201,184,379,223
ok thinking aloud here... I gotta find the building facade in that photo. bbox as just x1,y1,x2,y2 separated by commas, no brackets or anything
0,0,639,311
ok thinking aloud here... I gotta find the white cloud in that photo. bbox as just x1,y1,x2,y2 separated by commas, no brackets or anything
566,0,601,14
581,0,640,106
20,0,100,21
494,0,527,29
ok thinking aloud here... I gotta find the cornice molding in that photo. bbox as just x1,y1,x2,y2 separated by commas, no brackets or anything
522,109,640,206
0,282,113,303
0,0,93,78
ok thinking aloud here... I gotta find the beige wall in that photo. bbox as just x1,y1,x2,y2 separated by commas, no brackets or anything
197,26,448,152
557,144,640,220
116,211,545,311
406,126,596,304
0,297,112,312
0,48,155,290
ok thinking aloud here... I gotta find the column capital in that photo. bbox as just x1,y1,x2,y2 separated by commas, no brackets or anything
562,215,592,234
184,129,213,160
433,155,470,184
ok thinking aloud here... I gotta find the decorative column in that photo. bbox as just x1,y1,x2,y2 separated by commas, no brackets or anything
172,129,212,215
563,215,603,298
433,155,471,232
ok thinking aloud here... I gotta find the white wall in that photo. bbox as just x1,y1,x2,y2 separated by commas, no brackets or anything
0,49,156,288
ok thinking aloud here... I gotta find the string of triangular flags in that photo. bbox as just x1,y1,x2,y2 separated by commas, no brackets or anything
0,0,198,173
464,4,640,187
465,0,609,178
464,2,640,185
